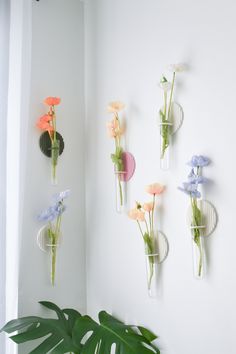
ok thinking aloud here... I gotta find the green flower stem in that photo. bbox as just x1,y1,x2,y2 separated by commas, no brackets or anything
160,92,169,159
148,255,155,290
49,215,61,286
112,118,124,209
160,72,176,160
167,72,176,120
137,220,144,237
118,173,123,207
191,197,203,277
51,106,59,184
151,195,155,232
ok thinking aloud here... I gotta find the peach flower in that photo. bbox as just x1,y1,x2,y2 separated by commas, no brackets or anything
143,202,154,212
106,119,123,138
137,210,145,222
128,208,139,220
107,101,125,113
145,183,165,195
128,208,145,222
44,97,61,106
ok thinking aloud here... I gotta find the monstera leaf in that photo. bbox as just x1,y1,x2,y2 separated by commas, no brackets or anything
1,301,82,354
1,301,161,354
73,311,160,354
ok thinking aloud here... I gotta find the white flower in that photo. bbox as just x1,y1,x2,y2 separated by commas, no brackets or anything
168,63,186,73
107,101,125,113
159,81,172,92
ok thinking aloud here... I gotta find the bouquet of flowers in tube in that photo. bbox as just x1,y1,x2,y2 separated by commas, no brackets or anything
38,190,70,285
159,63,185,168
128,183,165,290
178,155,210,277
36,97,61,184
106,101,125,211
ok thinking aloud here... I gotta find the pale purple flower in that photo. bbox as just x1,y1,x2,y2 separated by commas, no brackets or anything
188,169,208,184
178,183,201,198
38,205,58,222
38,190,70,222
53,189,71,203
187,155,210,168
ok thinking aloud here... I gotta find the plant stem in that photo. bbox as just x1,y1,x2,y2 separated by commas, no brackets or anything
160,91,170,159
137,220,144,237
191,197,203,277
118,174,123,207
167,72,176,120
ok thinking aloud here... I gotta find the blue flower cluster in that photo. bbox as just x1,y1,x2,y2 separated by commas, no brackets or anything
178,156,210,198
38,189,70,222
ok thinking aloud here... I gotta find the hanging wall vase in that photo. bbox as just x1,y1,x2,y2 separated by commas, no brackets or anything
158,64,185,170
178,155,218,279
36,97,64,185
128,183,169,297
107,101,136,213
37,190,70,286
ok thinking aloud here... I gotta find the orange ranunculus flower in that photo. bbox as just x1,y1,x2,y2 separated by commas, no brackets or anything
39,114,53,122
44,97,61,106
36,118,53,132
145,183,165,196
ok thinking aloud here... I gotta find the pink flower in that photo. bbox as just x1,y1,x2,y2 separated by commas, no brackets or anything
145,183,165,195
44,97,61,106
143,202,154,212
106,119,123,138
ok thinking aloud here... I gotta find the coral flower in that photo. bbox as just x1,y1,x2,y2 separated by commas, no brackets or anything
36,119,53,132
107,101,125,113
146,183,165,195
39,114,53,122
44,97,61,106
143,202,154,212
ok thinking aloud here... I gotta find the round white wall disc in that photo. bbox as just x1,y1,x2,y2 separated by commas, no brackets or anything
170,102,184,134
36,225,62,252
157,231,169,263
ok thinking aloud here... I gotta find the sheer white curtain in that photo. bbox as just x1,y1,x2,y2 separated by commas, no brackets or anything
0,0,10,351
0,0,31,353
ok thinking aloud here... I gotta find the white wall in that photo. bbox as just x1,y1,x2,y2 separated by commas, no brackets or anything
18,0,86,352
85,1,236,354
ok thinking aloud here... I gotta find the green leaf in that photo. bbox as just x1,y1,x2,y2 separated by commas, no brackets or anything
1,302,81,354
110,146,124,171
138,326,158,342
1,302,161,354
73,310,160,354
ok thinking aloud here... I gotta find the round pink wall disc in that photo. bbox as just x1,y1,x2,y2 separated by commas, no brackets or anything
121,152,136,182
